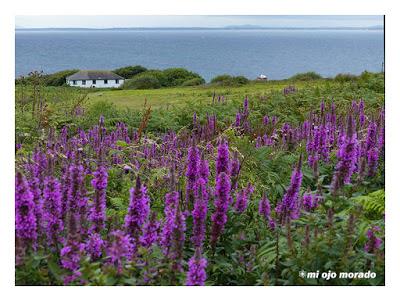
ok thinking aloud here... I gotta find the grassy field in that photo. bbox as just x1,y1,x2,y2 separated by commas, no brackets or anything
15,72,384,144
85,80,328,110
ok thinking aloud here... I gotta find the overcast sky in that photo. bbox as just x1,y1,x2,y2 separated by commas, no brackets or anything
15,15,383,28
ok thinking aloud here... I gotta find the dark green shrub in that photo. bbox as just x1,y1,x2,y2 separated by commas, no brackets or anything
358,71,384,93
136,70,168,86
113,65,147,79
122,74,161,90
15,70,79,86
210,74,232,84
289,71,323,81
162,68,204,87
44,70,79,86
210,74,249,86
334,73,358,83
181,77,205,86
233,75,249,85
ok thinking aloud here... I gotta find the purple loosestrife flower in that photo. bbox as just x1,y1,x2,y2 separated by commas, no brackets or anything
210,171,231,248
318,124,329,162
235,112,241,127
60,240,85,283
331,114,359,194
140,211,160,249
302,192,313,212
302,190,322,212
216,140,230,175
61,164,71,219
367,148,379,177
377,108,385,154
365,121,379,177
60,164,86,282
108,230,134,274
364,226,382,253
124,177,150,240
231,151,241,189
15,172,37,262
66,164,85,237
199,158,210,184
42,176,63,247
186,248,207,286
255,136,262,148
170,206,186,272
275,155,303,223
160,191,179,255
85,232,105,260
366,121,377,150
28,175,43,239
185,144,200,206
191,178,208,249
258,192,271,220
234,185,253,213
263,115,269,126
89,166,108,233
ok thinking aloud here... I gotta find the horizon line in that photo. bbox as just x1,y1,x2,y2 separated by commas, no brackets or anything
15,25,384,30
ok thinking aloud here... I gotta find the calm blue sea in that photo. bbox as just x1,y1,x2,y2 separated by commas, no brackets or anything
15,29,384,81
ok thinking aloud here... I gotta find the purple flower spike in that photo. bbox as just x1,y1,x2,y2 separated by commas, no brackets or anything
331,114,359,194
216,140,230,175
140,211,160,249
192,178,208,249
211,171,231,248
364,227,382,254
89,166,108,233
186,248,207,286
275,155,303,223
258,192,271,220
125,176,150,240
15,172,37,263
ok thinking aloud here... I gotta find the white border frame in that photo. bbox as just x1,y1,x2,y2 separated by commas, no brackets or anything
2,1,400,299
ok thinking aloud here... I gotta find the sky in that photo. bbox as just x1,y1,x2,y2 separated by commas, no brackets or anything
15,15,383,29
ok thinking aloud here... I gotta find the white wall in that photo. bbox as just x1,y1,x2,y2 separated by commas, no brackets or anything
67,79,124,88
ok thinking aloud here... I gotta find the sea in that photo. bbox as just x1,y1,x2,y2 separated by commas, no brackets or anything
15,28,384,81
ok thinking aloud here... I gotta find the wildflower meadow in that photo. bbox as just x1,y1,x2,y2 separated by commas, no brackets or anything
15,73,385,285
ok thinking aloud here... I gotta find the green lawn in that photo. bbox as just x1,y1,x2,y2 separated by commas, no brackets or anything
86,80,328,110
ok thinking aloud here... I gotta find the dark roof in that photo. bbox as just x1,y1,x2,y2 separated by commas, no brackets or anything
66,70,124,80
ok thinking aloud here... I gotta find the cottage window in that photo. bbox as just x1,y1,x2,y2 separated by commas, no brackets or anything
104,79,108,84
82,80,86,85
72,80,77,85
92,80,96,84
116,79,119,84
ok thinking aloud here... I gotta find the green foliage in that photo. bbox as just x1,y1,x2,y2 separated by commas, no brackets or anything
133,70,168,86
358,71,384,93
122,74,161,90
289,71,323,81
15,69,79,86
44,69,79,86
334,73,358,83
181,77,206,86
162,67,204,87
210,74,250,86
353,189,385,217
113,65,147,79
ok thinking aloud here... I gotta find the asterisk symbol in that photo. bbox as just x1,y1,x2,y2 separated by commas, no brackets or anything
299,270,306,278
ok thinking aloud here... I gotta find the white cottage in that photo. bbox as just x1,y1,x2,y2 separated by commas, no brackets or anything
66,70,125,88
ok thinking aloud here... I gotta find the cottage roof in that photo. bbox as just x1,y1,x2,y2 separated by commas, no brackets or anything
66,70,124,80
